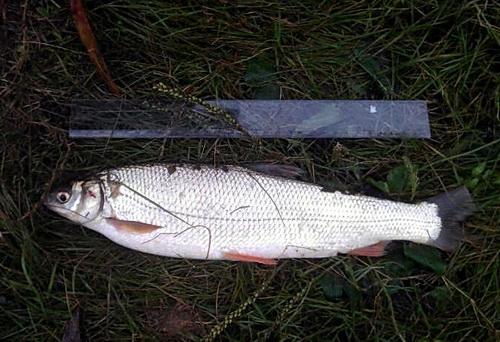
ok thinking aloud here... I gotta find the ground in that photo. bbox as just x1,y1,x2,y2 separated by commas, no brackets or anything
1,0,499,340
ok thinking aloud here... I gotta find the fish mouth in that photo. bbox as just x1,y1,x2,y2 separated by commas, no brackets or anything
44,202,74,213
43,201,58,209
44,203,96,223
44,203,65,210
43,198,67,210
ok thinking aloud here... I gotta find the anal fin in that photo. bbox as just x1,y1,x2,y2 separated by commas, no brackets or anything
347,241,388,257
223,252,277,265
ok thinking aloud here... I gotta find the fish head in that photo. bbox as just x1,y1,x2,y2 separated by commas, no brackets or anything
44,179,104,224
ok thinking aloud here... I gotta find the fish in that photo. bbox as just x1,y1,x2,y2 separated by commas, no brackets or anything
44,164,474,265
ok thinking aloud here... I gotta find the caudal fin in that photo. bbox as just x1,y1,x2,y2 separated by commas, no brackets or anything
426,186,475,252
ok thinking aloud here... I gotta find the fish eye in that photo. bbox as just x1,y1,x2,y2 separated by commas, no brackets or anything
56,191,71,204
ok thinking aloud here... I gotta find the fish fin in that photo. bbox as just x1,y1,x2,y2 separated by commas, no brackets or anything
348,241,388,257
425,186,475,251
244,163,305,179
223,252,278,265
106,218,161,235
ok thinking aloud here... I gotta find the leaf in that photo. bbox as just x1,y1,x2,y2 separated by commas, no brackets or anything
244,56,280,99
387,165,409,193
403,244,446,275
471,162,486,177
368,162,416,196
428,286,449,310
70,0,120,94
367,178,390,194
403,157,419,198
319,274,344,300
384,246,418,277
243,57,276,84
482,169,493,178
494,171,500,185
346,79,367,97
254,84,280,99
354,49,392,95
343,281,362,305
465,177,479,189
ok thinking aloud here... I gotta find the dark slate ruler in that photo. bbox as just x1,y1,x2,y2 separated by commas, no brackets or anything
70,99,430,139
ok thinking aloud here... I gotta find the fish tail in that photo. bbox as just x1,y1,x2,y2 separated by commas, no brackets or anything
425,186,475,251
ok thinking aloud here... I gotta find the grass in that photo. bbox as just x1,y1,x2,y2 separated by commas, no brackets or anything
1,0,499,340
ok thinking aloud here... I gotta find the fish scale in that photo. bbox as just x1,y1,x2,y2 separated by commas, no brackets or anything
94,165,441,260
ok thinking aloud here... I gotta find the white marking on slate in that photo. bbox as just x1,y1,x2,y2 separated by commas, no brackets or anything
370,105,377,113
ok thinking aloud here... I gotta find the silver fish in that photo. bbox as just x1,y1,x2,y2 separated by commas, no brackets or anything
44,164,474,264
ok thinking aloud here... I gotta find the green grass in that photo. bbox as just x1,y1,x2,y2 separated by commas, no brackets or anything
1,0,499,340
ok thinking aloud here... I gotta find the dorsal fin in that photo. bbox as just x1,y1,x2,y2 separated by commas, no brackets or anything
243,163,305,179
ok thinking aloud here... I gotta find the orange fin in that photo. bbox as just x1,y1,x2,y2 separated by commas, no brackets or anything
223,252,277,265
348,241,388,257
106,218,161,235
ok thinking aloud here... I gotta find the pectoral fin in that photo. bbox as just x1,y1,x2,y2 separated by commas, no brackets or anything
106,218,161,235
223,252,277,265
